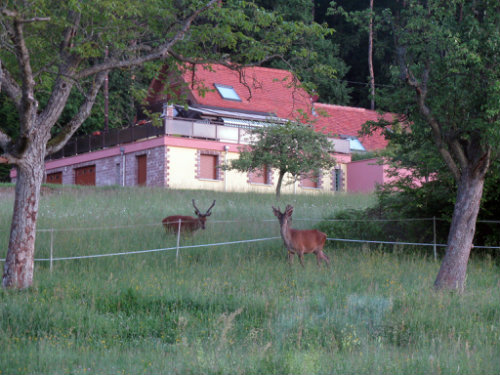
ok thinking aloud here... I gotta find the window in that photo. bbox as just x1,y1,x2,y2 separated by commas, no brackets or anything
46,172,62,185
301,171,321,189
214,84,241,101
199,153,219,180
333,168,344,191
341,135,366,152
249,165,271,184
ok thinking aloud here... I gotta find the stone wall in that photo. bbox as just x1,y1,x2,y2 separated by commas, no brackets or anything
41,144,167,188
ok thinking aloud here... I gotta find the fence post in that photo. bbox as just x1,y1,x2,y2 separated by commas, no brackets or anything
50,229,54,272
433,216,437,260
176,218,181,264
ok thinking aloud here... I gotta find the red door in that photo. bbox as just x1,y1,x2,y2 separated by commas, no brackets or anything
137,154,147,186
75,165,96,186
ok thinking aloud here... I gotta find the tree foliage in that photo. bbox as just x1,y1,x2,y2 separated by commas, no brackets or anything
362,0,500,292
224,121,337,198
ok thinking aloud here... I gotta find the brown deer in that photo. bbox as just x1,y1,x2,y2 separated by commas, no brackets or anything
162,199,216,233
272,205,330,267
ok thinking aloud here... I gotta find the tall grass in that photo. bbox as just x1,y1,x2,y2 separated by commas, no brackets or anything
0,185,498,374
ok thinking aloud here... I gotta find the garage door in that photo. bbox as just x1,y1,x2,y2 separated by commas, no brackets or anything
75,165,96,186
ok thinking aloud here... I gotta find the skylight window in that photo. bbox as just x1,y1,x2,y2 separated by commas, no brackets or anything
341,135,366,152
349,138,366,152
214,84,241,101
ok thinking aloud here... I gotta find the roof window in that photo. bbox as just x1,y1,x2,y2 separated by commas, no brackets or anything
214,84,241,101
341,135,366,152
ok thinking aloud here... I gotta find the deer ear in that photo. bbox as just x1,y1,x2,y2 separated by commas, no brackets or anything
272,206,280,217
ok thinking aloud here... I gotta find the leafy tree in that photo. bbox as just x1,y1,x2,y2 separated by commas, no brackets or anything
251,0,351,104
365,0,500,292
0,0,333,289
224,121,337,198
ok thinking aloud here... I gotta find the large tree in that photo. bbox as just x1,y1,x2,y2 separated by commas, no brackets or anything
0,0,334,289
224,121,337,198
369,0,500,292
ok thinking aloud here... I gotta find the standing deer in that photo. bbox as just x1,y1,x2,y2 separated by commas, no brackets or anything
162,199,216,233
272,205,330,267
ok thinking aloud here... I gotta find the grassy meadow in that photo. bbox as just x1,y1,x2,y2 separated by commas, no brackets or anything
0,184,499,374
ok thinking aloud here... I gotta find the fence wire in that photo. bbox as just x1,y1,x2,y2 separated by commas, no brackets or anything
0,217,499,265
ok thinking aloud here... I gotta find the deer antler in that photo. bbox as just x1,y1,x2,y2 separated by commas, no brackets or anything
205,200,216,215
192,199,201,215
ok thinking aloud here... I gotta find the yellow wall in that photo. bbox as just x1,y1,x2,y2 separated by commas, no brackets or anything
167,147,346,194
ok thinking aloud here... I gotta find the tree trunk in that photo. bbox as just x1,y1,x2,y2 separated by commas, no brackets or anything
434,168,485,292
276,170,285,199
2,149,45,289
368,0,375,110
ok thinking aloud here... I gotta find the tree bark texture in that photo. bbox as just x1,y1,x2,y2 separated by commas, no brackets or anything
2,146,45,289
434,167,485,292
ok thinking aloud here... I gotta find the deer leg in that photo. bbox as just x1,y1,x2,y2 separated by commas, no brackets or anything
315,250,330,267
288,251,295,265
298,252,305,268
320,251,330,266
315,251,322,267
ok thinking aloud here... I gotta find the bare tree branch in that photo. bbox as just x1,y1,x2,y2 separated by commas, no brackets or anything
396,47,462,181
0,58,22,108
35,55,83,134
5,9,39,135
59,11,80,53
0,128,12,152
74,0,219,80
1,9,50,23
46,71,107,155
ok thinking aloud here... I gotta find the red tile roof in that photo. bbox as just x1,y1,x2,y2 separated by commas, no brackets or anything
180,64,313,120
149,64,394,151
312,103,396,151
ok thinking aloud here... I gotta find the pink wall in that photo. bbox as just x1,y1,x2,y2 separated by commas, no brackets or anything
347,158,422,192
347,158,384,193
9,136,236,181
383,164,425,187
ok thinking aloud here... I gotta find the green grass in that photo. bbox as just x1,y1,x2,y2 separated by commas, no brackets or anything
0,185,498,374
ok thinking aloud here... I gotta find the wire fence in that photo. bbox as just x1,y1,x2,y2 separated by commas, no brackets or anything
1,217,499,269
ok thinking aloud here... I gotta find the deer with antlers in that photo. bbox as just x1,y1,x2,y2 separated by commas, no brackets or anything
272,205,330,267
162,199,216,233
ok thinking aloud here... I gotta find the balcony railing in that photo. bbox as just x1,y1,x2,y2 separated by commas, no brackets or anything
46,117,350,160
46,121,165,160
